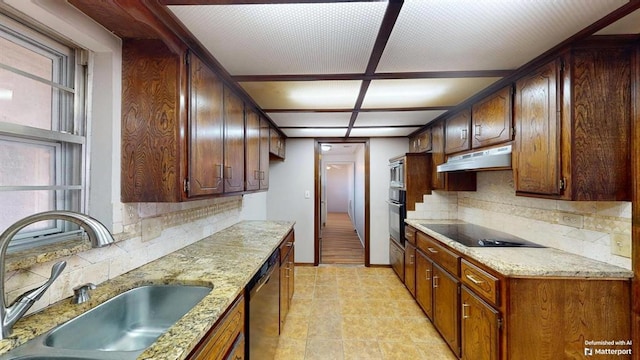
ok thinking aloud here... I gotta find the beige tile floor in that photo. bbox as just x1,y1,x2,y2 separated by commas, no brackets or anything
275,265,458,360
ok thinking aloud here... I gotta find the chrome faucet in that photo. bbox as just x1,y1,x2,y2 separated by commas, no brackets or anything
0,211,115,339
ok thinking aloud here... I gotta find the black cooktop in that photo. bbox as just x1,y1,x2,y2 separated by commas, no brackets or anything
420,223,545,248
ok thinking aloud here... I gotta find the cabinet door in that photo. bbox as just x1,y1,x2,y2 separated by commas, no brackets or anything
472,86,513,149
389,239,405,281
404,242,416,297
433,265,461,357
259,117,270,189
461,287,500,360
513,59,562,195
410,129,432,152
223,87,245,192
245,109,260,191
279,249,290,332
188,54,224,197
415,250,433,320
270,128,285,159
444,109,471,154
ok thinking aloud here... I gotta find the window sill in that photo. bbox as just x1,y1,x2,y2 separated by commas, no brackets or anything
5,237,91,272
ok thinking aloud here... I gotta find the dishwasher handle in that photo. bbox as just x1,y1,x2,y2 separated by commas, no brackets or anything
250,263,278,296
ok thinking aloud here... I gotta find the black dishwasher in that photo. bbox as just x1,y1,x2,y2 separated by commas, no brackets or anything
246,249,280,360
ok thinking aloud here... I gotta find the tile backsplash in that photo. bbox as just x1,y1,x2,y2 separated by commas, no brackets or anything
408,170,631,270
6,196,243,315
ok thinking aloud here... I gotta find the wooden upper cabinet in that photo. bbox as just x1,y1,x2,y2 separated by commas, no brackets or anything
270,128,286,159
430,120,477,192
513,59,562,196
444,109,471,154
259,117,270,189
121,39,186,202
188,53,224,197
514,42,631,200
245,108,261,192
410,128,432,153
223,88,245,193
472,86,513,148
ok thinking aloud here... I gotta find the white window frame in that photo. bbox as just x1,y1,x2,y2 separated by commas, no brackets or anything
0,13,88,251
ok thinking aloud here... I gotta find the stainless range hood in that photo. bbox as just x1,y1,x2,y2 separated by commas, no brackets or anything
436,145,512,172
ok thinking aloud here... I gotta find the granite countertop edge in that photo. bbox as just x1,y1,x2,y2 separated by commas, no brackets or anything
405,219,633,279
0,220,295,360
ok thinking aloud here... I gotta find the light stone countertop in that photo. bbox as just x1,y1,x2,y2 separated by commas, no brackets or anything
0,220,295,360
406,219,633,279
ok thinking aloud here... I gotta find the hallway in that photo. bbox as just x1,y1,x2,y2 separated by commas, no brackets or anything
274,265,456,360
321,212,364,264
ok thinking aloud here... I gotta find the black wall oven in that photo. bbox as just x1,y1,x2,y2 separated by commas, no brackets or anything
388,188,406,247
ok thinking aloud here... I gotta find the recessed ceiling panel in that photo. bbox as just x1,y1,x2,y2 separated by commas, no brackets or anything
281,128,347,138
362,78,501,109
268,112,351,127
377,0,627,72
597,8,640,34
355,110,447,127
240,81,362,109
168,3,386,75
349,127,420,137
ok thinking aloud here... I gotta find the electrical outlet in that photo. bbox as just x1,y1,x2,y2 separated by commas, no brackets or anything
141,217,162,242
558,212,583,228
611,233,631,258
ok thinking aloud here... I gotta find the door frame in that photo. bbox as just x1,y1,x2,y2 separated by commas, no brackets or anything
314,138,370,266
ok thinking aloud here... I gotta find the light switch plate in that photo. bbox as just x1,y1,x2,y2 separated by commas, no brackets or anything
558,212,583,228
611,233,631,258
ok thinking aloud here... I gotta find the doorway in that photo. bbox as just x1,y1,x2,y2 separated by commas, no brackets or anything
314,139,370,266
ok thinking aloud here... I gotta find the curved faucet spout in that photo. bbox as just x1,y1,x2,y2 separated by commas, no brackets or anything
0,211,115,339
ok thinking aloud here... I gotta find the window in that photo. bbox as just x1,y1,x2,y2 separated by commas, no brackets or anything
0,13,88,251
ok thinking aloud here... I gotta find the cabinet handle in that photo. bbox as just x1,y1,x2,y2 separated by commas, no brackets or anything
475,124,481,136
433,275,439,288
217,164,223,179
465,273,485,285
260,171,265,180
461,128,467,140
427,247,438,254
425,268,431,280
254,170,260,180
409,255,414,264
224,166,232,179
462,303,470,319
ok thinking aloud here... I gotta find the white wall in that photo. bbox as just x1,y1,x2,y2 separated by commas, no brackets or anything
369,138,409,264
268,138,408,265
267,139,316,263
326,165,350,212
241,192,268,220
354,145,365,243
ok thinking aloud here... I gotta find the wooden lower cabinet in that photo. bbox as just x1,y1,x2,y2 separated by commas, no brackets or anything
433,264,461,357
279,231,295,332
188,295,245,360
389,238,405,281
404,241,416,297
461,286,500,360
415,249,433,320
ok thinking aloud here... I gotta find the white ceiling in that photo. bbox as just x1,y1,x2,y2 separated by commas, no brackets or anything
168,1,639,139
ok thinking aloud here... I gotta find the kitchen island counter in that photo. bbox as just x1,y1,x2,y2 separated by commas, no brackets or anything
0,220,295,360
406,219,632,278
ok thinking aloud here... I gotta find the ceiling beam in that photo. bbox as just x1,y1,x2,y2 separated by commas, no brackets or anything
159,0,381,4
345,0,403,138
233,70,514,82
263,106,454,113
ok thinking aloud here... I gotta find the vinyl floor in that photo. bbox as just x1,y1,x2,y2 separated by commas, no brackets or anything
274,265,457,360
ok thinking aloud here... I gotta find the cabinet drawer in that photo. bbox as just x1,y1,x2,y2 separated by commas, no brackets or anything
461,259,499,306
416,232,459,276
189,295,245,360
405,226,416,245
279,230,295,262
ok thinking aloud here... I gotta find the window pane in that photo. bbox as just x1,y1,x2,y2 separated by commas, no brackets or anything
0,68,53,130
0,138,55,186
0,190,55,234
0,35,52,79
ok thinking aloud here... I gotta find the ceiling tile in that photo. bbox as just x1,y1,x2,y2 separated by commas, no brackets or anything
168,2,386,75
281,128,347,138
597,8,640,34
349,127,420,137
268,112,351,127
362,78,501,109
240,80,362,109
377,0,627,73
355,110,447,127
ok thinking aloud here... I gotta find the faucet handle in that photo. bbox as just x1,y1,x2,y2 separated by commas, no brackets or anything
72,283,96,304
